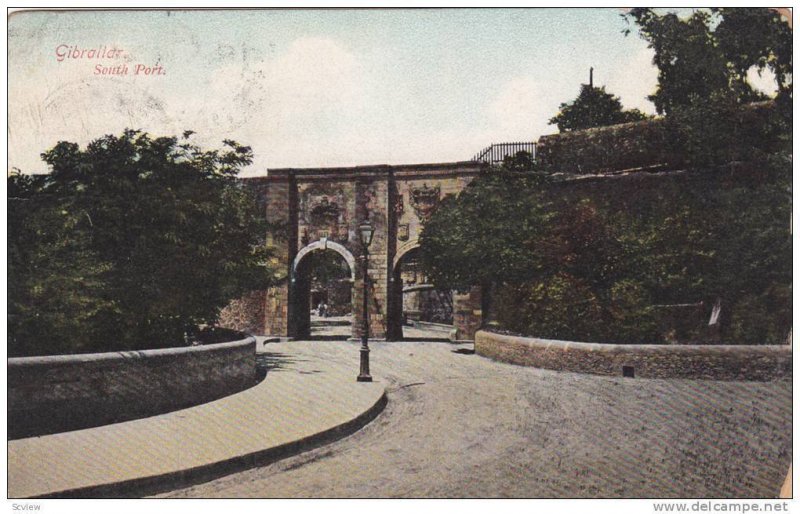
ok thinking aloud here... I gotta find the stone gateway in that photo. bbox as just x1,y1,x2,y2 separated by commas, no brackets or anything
220,161,486,341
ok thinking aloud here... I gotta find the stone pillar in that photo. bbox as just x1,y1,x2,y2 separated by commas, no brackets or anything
264,284,289,336
220,177,291,336
452,286,482,341
263,175,294,337
353,176,389,340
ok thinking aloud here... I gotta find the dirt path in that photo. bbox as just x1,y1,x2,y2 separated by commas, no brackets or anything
156,340,791,498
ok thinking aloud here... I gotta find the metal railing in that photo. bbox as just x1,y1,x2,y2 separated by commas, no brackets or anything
472,142,537,164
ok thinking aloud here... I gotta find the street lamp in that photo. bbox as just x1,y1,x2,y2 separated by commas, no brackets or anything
357,218,375,382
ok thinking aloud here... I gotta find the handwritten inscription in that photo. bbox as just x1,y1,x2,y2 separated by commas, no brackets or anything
55,44,124,61
55,44,165,77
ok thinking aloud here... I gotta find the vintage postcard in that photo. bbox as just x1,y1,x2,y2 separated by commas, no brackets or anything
6,6,794,509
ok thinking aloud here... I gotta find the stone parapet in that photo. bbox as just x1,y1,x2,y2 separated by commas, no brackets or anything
8,336,257,439
475,330,791,381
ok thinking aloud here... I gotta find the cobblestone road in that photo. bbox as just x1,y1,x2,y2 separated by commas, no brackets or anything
157,340,791,498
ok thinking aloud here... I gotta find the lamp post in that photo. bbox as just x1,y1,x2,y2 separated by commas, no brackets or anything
357,218,375,383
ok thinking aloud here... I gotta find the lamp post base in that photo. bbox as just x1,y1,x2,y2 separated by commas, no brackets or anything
357,345,372,382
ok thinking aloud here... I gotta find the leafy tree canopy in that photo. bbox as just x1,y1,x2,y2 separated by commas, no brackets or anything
549,84,649,132
624,8,792,114
419,169,554,292
8,129,280,356
419,8,792,345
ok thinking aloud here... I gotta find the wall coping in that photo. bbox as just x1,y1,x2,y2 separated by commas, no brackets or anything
475,330,791,380
8,336,256,367
476,330,791,356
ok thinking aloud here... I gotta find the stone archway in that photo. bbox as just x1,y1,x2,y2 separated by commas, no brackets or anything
388,242,455,341
393,238,420,272
224,161,485,340
292,238,356,282
387,241,420,340
289,239,357,339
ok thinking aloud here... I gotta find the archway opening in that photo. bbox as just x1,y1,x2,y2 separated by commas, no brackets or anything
390,246,453,341
292,248,354,340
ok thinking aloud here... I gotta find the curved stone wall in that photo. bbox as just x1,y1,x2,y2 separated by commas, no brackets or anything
8,336,257,439
475,330,791,381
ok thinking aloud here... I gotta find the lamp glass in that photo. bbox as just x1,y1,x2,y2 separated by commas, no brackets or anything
359,220,374,248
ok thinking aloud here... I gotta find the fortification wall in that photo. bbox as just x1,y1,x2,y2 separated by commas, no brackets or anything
475,330,791,381
8,336,257,439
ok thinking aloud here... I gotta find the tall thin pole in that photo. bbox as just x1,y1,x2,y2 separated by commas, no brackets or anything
357,244,372,382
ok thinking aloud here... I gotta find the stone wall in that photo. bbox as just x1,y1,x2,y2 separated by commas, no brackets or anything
8,336,257,439
453,286,483,341
475,330,791,381
218,290,267,334
537,118,670,175
246,162,484,340
536,101,775,175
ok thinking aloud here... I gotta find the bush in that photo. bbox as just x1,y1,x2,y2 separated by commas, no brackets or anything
8,130,278,357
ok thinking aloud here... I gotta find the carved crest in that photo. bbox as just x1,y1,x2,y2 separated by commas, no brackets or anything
398,223,409,241
309,197,340,226
410,183,441,221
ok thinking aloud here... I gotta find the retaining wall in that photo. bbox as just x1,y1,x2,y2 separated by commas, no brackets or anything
475,330,791,381
8,336,257,439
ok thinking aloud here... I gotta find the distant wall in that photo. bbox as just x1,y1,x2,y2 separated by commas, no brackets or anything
537,118,671,175
219,290,267,335
8,336,257,439
475,330,791,381
536,101,775,175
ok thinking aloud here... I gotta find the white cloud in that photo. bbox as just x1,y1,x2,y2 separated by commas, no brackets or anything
484,77,562,143
6,25,664,176
202,37,368,132
8,75,177,173
8,36,375,174
603,47,658,114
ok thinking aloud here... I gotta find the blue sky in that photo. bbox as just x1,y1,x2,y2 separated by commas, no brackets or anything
7,8,778,175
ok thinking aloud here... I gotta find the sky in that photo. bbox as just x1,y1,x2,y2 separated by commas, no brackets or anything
7,8,780,176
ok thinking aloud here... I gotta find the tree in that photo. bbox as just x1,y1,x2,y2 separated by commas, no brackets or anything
418,169,554,292
549,84,648,132
8,130,279,356
624,9,792,170
419,9,792,344
624,8,792,114
8,170,115,356
501,150,536,172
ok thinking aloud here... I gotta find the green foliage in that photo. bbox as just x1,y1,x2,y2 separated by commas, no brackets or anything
420,165,791,344
549,84,649,133
8,130,279,356
305,250,351,286
9,170,115,356
501,150,536,172
418,169,554,292
622,9,792,171
624,8,792,114
420,8,791,345
536,117,670,174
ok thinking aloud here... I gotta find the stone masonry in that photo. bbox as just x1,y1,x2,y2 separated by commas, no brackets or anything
221,162,485,341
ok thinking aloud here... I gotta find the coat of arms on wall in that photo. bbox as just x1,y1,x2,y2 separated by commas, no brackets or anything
410,183,441,221
303,193,349,243
309,197,339,226
398,223,410,241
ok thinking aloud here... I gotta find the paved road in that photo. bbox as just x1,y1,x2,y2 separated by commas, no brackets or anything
310,315,452,340
157,340,791,498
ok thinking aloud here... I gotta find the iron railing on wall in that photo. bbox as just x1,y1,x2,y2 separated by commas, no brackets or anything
472,142,537,164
